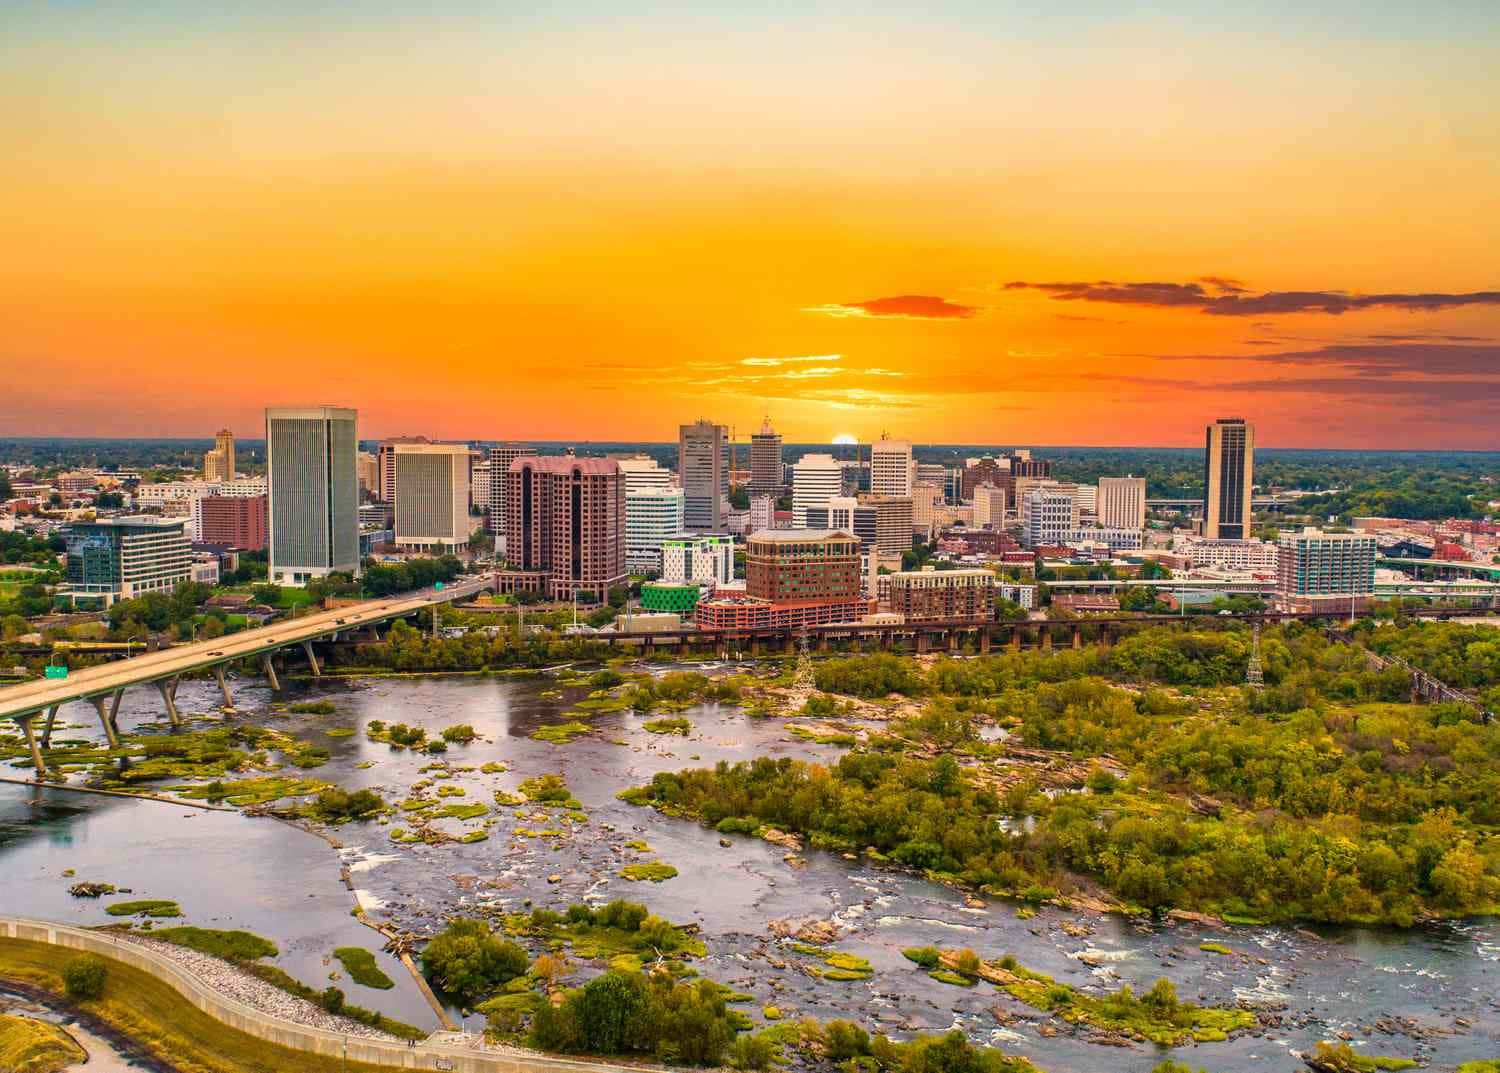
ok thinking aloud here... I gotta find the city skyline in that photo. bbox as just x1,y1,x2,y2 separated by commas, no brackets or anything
3,3,1498,447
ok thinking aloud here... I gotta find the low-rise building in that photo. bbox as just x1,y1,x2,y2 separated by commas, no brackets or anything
60,516,192,607
661,535,734,588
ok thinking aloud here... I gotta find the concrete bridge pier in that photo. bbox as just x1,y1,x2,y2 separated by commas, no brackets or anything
261,654,281,693
89,693,122,748
213,665,233,709
978,631,991,654
301,641,321,677
1041,628,1054,651
783,633,796,655
1009,629,1021,652
915,633,930,654
38,705,60,748
156,677,183,726
18,714,45,774
1072,624,1082,649
818,634,829,653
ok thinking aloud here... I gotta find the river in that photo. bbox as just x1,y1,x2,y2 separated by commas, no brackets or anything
2,667,1498,1072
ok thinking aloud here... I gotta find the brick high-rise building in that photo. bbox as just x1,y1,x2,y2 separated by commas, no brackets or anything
501,456,625,600
888,566,995,623
745,530,859,601
198,494,268,551
960,456,1009,501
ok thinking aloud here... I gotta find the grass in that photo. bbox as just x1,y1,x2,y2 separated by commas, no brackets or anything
150,927,277,961
1199,942,1234,956
0,1013,86,1073
530,721,591,744
105,899,181,918
620,861,678,882
288,701,337,715
0,937,415,1073
789,944,873,981
642,717,691,735
332,947,395,990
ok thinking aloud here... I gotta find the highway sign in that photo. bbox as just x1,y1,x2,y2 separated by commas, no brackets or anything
44,665,68,679
434,581,444,591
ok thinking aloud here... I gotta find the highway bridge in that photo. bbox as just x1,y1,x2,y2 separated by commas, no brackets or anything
0,573,497,771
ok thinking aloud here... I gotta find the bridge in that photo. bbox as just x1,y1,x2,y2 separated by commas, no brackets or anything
0,574,497,772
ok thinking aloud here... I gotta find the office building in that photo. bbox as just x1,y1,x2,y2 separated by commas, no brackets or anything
393,442,471,551
1063,526,1143,552
1022,486,1076,548
678,420,729,531
137,480,222,508
888,566,995,624
870,437,913,497
1203,418,1255,539
617,456,674,492
500,456,625,600
1008,451,1051,478
750,417,782,497
61,517,192,607
1182,537,1279,574
1098,476,1147,530
198,494,269,551
639,581,703,616
471,460,493,514
625,485,685,573
203,428,236,482
662,535,734,588
267,406,360,585
972,485,1008,528
750,495,775,533
378,436,430,504
960,456,1009,501
998,581,1037,610
356,452,380,498
1276,527,1376,611
791,453,842,526
912,483,943,540
696,529,868,630
486,442,530,539
914,462,947,489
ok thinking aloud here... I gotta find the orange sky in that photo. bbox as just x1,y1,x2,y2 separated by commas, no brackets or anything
3,4,1498,447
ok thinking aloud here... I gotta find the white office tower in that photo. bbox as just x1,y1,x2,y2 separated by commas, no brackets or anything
791,453,843,526
393,442,471,551
1021,486,1076,548
1098,476,1147,530
625,485,686,574
266,406,360,585
750,495,775,533
870,437,913,497
972,485,1008,527
486,443,529,546
617,456,674,492
661,535,734,588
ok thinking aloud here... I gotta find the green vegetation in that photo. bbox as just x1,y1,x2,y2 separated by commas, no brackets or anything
1308,1041,1419,1071
532,721,592,744
517,774,583,808
105,899,181,918
789,945,873,981
288,701,337,715
643,717,691,735
365,720,426,749
528,969,739,1065
620,861,678,882
0,1013,86,1073
306,787,384,823
62,954,107,998
814,653,925,698
332,947,395,990
748,1020,1039,1073
441,724,477,744
151,927,278,962
1199,942,1234,956
420,919,529,1003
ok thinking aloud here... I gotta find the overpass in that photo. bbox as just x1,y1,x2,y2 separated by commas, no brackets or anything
0,573,497,772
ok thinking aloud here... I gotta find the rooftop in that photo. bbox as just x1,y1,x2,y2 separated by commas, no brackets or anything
507,456,620,476
748,529,857,542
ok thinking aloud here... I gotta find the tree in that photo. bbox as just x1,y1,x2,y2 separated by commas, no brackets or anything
63,954,107,999
420,918,529,1003
573,970,649,1053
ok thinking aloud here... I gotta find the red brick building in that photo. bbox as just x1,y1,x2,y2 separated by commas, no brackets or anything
198,494,268,551
888,567,995,623
745,530,860,601
695,595,873,631
499,457,625,601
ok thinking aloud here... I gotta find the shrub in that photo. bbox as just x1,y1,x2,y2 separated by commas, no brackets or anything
62,954,106,999
320,986,345,1013
421,919,529,1003
441,724,476,744
825,1019,871,1059
729,1033,775,1070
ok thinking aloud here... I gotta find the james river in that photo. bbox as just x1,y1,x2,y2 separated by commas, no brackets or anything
3,667,1499,1072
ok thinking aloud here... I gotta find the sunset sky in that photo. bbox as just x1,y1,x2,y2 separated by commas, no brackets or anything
3,2,1498,448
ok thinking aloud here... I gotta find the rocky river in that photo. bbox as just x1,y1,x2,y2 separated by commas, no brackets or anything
3,666,1499,1072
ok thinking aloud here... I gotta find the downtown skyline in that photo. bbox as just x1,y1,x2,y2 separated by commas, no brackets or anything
3,2,1498,448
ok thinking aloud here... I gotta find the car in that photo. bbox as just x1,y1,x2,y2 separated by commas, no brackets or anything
206,650,224,657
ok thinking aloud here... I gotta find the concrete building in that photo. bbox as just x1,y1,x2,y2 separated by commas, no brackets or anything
617,456,674,492
1181,537,1279,574
1063,526,1143,551
500,456,625,601
1276,527,1376,611
267,406,360,585
870,437,913,497
1098,476,1147,530
137,480,221,508
639,581,703,616
1022,486,1077,548
393,442,471,551
998,580,1037,610
661,535,734,588
486,443,530,541
678,420,729,531
972,485,1008,527
791,453,842,527
61,516,192,607
912,483,943,540
624,486,685,574
1008,451,1052,478
960,456,1009,501
356,452,380,498
750,495,775,533
470,460,493,514
1203,418,1254,539
203,428,236,482
378,436,430,504
198,494,268,551
749,417,782,498
888,566,995,623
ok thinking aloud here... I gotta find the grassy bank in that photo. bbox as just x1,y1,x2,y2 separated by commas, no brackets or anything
0,938,400,1073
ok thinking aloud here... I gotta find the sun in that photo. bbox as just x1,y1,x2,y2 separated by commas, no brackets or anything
832,433,858,445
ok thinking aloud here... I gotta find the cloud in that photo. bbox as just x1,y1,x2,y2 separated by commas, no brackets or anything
1005,279,1500,317
1153,341,1500,377
806,295,979,320
741,354,842,367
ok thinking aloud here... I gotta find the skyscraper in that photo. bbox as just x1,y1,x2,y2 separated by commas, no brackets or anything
392,442,472,551
749,417,782,498
790,453,843,526
1203,418,1254,540
267,406,360,585
678,420,728,531
1097,476,1147,529
870,436,913,497
486,442,529,540
378,435,430,503
502,456,625,600
619,456,683,573
203,428,236,482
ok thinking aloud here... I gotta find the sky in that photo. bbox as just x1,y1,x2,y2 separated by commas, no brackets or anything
3,2,1498,448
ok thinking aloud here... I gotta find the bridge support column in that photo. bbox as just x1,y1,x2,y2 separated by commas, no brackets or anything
979,631,991,654
213,665,233,709
261,654,281,693
1099,626,1112,648
1009,629,1021,652
19,714,45,775
783,633,795,655
946,630,958,653
156,677,182,726
880,631,892,651
677,638,690,657
39,705,60,748
90,694,121,748
818,634,829,653
1041,629,1053,651
1071,624,1082,649
301,640,321,677
915,633,929,654
850,636,862,653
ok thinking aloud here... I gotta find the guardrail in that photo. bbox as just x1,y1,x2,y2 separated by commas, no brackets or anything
0,916,640,1073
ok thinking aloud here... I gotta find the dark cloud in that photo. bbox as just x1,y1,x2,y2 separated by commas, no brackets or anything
807,295,979,320
1218,377,1500,405
1154,341,1500,377
1005,279,1500,316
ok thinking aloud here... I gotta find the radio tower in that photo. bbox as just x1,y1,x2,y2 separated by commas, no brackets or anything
1245,621,1264,687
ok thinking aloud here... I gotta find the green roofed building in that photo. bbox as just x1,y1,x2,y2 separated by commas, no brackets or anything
640,581,702,615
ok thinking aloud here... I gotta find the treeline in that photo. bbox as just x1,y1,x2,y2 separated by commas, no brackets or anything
1362,621,1500,704
326,618,624,671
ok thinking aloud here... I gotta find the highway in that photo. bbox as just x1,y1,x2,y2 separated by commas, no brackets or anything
0,574,496,722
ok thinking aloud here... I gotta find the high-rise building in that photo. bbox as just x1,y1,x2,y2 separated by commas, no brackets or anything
617,456,674,492
267,406,360,585
378,436,430,504
912,482,943,540
678,420,729,531
750,417,783,498
471,460,493,514
791,453,842,526
203,428,236,482
888,566,995,624
1203,418,1254,540
972,485,1008,527
661,535,734,588
393,442,472,551
356,451,380,498
1021,486,1076,548
1008,451,1051,478
625,486,685,574
1276,527,1376,611
870,436,913,498
60,517,192,607
198,494,269,551
804,494,912,564
1098,476,1147,530
486,443,530,540
501,456,625,600
745,530,860,602
749,495,775,534
960,456,1010,501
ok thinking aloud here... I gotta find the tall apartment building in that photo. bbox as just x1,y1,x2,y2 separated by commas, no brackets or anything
486,443,530,541
203,428,236,482
1203,418,1254,539
870,437,913,497
791,453,842,526
661,535,734,588
267,406,360,585
1276,527,1376,611
61,517,192,607
888,566,995,624
749,417,783,498
678,420,729,531
1022,486,1077,548
198,494,268,551
501,456,625,600
377,436,430,504
1097,476,1147,530
393,442,471,551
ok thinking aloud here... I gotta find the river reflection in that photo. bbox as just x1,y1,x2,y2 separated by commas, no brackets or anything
3,669,1499,1072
